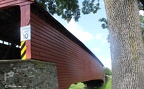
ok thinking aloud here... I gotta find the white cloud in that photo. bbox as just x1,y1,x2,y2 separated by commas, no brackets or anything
65,19,93,43
96,33,108,44
96,34,103,40
139,10,144,16
98,56,112,69
91,48,101,52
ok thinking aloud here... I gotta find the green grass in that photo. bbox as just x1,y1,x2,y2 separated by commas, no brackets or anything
105,78,112,89
69,78,112,89
69,82,85,89
97,84,106,89
98,77,112,89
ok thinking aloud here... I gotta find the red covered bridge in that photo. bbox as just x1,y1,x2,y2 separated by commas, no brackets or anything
0,0,104,89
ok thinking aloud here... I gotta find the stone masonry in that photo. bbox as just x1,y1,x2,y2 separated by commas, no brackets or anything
0,60,58,89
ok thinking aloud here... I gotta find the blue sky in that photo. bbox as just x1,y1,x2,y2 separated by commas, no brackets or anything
53,0,111,69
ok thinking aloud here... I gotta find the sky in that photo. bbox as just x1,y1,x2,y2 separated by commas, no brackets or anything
53,0,112,69
139,10,144,16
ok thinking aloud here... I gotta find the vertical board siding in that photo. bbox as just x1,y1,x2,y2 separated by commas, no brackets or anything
31,13,104,89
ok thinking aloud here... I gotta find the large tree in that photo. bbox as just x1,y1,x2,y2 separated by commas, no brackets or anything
104,0,144,89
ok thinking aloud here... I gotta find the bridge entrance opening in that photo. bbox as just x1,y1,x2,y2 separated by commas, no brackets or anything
0,6,21,60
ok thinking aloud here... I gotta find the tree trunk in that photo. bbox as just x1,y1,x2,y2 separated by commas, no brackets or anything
104,0,144,89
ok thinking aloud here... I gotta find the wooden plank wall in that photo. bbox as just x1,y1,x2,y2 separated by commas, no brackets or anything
31,13,104,89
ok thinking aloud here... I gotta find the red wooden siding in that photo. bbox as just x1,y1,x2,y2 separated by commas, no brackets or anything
30,11,104,89
0,0,33,9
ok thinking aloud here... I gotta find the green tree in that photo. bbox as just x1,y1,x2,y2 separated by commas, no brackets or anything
36,0,100,22
140,15,144,31
139,0,144,10
36,0,100,21
104,0,144,89
99,18,108,29
104,67,112,76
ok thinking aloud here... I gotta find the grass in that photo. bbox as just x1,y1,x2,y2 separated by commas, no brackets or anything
69,82,85,89
105,78,112,89
98,77,112,89
69,77,112,89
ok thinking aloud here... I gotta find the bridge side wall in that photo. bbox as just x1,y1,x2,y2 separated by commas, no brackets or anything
30,12,104,89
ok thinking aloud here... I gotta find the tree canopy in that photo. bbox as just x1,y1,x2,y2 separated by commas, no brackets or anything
36,0,100,21
104,67,112,75
35,0,144,22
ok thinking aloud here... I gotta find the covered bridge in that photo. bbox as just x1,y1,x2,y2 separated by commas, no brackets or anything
0,0,104,89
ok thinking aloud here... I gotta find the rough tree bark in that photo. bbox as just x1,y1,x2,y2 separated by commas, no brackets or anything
104,0,144,89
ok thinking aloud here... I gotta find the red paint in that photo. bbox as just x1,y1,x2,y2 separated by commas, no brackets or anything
20,4,31,59
26,40,31,59
20,4,30,26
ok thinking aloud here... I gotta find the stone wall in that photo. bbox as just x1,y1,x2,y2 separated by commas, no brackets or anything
0,60,58,89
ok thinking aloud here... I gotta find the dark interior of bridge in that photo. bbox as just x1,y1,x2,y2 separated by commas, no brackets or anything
0,6,21,60
83,79,104,88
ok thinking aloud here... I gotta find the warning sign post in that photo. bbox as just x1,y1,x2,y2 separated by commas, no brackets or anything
20,25,31,60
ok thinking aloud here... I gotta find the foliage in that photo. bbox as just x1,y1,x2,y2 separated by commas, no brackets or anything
36,0,80,21
104,67,112,75
99,18,108,29
82,0,100,14
140,15,144,30
36,0,100,22
138,0,144,10
69,77,112,89
69,82,85,89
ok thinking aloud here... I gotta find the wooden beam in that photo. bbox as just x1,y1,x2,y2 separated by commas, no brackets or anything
0,0,34,10
20,4,31,60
